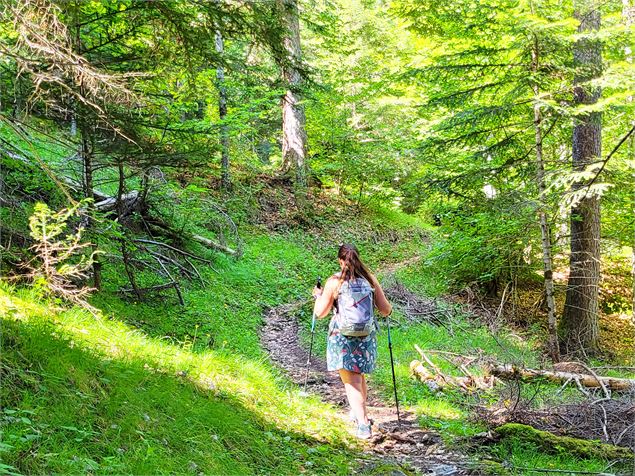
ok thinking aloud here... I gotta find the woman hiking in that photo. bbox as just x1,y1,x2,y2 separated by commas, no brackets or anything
312,243,392,439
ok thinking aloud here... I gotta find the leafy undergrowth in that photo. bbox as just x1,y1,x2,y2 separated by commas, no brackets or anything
2,184,632,475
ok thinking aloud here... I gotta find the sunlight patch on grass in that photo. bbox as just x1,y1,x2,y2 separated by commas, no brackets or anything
414,398,464,421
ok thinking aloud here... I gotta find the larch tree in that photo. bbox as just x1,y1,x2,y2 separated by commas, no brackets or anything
560,0,603,355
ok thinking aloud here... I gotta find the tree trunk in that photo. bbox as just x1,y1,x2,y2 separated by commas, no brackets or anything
632,129,635,324
117,161,140,299
215,29,230,190
73,5,101,290
623,0,635,324
531,35,560,363
561,0,602,356
80,125,101,290
277,0,308,188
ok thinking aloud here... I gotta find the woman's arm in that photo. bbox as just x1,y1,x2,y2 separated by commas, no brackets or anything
370,275,392,317
313,277,338,318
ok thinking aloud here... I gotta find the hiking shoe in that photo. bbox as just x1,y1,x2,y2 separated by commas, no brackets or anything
356,422,372,439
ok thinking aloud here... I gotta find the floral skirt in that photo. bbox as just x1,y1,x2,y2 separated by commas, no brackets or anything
326,318,377,374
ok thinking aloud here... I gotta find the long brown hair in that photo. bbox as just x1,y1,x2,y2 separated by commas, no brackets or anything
337,243,373,284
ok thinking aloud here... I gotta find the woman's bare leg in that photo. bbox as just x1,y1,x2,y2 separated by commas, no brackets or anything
361,374,368,416
339,369,369,425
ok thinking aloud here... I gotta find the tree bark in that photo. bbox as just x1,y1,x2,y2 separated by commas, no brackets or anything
215,29,230,190
80,124,102,290
531,35,560,363
277,0,308,188
117,161,140,299
561,0,602,356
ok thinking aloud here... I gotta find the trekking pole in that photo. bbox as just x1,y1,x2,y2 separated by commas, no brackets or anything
302,277,321,394
386,311,401,423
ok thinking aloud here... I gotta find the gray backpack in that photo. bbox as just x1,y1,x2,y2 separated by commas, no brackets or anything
336,277,375,337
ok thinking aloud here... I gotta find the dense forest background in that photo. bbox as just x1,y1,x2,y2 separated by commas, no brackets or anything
1,0,635,475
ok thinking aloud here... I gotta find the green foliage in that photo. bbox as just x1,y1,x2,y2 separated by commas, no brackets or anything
2,0,635,473
425,199,539,290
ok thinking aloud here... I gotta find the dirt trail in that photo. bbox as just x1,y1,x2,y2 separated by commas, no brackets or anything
261,279,476,475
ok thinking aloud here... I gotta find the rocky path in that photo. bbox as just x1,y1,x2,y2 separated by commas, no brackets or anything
260,295,476,475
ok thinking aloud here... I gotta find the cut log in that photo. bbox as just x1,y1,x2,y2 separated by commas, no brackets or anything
488,364,635,391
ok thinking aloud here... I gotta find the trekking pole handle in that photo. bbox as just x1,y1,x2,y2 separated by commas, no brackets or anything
311,277,320,333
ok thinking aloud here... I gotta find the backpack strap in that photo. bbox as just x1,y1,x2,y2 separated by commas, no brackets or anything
332,273,342,314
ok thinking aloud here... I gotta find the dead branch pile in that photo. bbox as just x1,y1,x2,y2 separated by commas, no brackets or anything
384,280,453,328
410,345,495,392
410,345,635,399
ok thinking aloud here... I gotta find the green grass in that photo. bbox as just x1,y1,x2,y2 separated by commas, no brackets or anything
486,435,622,475
1,218,427,475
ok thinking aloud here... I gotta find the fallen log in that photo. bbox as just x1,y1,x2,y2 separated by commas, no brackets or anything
488,364,635,392
494,423,633,460
94,190,140,212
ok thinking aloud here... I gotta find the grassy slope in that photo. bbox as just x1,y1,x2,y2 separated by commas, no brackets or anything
0,204,425,475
